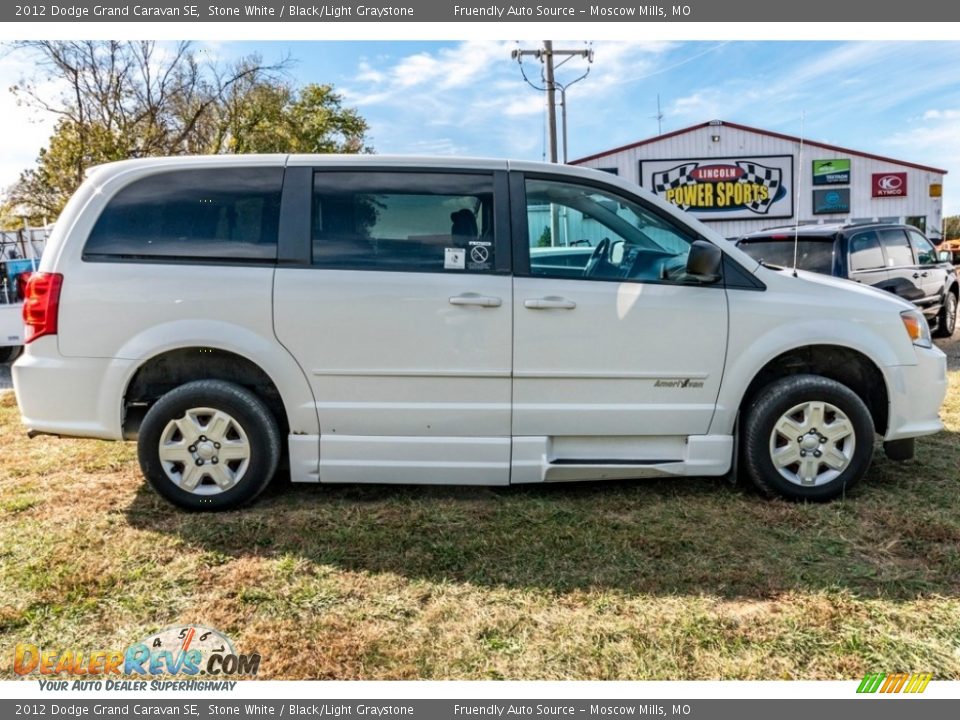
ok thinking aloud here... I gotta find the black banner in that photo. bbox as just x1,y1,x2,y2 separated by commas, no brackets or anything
4,0,960,22
2,699,958,720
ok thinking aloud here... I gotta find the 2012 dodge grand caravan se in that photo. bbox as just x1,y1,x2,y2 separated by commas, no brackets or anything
13,155,948,510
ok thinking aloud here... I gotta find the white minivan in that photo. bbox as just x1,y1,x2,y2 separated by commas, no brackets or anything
13,156,948,510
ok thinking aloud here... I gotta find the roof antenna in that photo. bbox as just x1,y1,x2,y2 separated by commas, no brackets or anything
792,111,805,278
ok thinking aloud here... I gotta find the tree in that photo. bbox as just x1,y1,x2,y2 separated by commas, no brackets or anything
537,226,552,247
220,82,369,155
4,41,371,217
943,215,960,240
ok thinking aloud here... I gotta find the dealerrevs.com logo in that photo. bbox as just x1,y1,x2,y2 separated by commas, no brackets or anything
14,625,261,680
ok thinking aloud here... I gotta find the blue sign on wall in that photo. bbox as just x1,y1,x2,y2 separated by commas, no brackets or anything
813,188,850,214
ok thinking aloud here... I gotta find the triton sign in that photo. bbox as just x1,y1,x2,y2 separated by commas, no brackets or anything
812,159,850,185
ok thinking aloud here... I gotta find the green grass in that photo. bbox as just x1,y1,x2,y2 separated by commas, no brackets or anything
1,347,959,680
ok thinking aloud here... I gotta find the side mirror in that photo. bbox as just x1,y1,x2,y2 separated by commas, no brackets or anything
939,250,952,263
686,240,722,282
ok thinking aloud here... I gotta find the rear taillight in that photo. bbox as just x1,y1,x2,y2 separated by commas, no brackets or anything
22,272,63,343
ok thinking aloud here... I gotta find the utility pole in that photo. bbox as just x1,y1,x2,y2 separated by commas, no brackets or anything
652,94,664,136
543,41,558,163
512,42,593,164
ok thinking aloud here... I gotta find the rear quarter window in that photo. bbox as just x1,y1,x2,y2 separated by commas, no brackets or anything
311,171,496,273
738,237,835,274
878,228,915,268
848,231,885,271
84,167,283,262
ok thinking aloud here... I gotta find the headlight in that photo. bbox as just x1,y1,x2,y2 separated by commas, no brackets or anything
901,309,933,349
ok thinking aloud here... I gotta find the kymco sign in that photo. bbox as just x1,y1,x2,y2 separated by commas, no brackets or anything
872,172,907,198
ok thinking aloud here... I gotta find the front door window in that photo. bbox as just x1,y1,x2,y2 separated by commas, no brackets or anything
525,178,700,284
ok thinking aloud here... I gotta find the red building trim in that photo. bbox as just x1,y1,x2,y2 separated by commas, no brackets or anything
570,120,948,175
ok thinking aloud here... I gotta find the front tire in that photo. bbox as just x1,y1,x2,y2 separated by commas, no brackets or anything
742,374,874,501
933,290,957,338
137,380,281,511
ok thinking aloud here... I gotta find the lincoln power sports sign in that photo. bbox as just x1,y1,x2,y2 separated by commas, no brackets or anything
640,155,794,221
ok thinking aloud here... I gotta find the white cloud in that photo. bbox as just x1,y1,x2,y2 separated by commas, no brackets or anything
670,91,725,122
883,112,960,214
340,40,682,157
0,50,63,196
501,95,546,117
355,61,384,84
353,41,518,96
923,108,960,120
402,138,470,156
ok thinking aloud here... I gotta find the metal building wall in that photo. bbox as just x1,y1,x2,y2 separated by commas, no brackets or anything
576,123,945,239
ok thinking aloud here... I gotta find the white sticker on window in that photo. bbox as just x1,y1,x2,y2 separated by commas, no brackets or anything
444,247,466,270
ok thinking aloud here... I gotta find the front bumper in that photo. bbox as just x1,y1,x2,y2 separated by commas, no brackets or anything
882,345,948,441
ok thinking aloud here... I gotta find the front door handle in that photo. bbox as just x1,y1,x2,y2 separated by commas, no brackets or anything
524,296,577,310
449,293,502,308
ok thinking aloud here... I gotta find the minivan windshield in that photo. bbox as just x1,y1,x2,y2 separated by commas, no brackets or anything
737,237,835,274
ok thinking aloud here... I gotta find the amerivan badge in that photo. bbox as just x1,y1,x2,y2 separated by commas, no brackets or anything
654,378,704,389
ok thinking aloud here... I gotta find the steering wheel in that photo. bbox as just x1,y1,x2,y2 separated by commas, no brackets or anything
582,237,611,277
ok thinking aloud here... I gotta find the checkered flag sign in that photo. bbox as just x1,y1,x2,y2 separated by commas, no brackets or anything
735,161,781,214
653,161,782,215
653,163,699,197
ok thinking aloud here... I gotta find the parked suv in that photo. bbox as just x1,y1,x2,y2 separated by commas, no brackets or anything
13,156,948,510
737,223,958,338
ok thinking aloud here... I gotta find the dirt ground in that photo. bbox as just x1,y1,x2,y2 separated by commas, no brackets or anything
938,332,960,369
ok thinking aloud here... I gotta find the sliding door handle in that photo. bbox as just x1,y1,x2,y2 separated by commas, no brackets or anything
449,294,502,308
524,297,576,310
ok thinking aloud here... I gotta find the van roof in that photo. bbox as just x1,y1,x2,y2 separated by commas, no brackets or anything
739,222,916,241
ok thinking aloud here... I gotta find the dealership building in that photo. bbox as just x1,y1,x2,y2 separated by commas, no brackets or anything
571,120,947,240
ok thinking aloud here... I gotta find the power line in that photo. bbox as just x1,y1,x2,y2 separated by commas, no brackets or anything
512,41,593,164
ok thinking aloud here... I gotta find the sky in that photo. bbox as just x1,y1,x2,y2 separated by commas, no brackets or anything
2,40,959,214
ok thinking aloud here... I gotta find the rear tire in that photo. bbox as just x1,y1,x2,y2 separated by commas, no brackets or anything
137,380,281,511
742,374,874,501
933,290,957,338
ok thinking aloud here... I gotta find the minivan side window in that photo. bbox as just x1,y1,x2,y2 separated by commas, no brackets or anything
524,177,699,283
311,172,496,273
84,168,283,261
907,230,937,265
878,228,915,268
848,231,885,272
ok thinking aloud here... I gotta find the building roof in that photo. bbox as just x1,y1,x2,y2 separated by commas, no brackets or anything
570,120,948,175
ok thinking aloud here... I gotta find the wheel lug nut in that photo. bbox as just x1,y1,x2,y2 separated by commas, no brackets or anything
800,450,806,457
199,436,206,441
814,450,822,458
797,436,804,443
196,459,204,466
189,445,196,453
212,458,218,464
214,442,221,449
